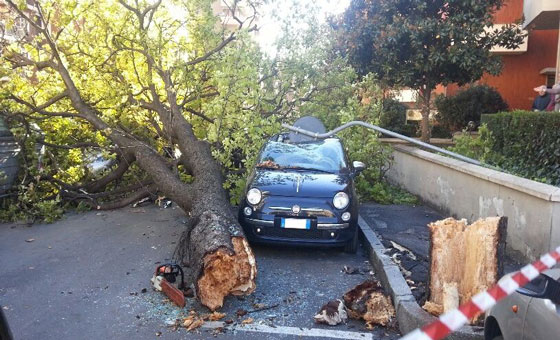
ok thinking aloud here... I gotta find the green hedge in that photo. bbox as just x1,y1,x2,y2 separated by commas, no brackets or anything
481,111,560,185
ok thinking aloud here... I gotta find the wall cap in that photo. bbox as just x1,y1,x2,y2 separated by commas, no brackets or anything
392,145,560,202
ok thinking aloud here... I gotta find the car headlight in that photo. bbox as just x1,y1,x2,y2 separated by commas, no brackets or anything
333,192,349,210
246,188,262,205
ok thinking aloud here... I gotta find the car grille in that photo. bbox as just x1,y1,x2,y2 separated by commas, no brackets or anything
259,227,327,240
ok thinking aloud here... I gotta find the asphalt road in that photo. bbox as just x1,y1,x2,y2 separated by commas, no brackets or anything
0,204,400,340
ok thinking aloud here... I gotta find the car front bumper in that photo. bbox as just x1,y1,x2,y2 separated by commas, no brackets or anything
239,216,356,247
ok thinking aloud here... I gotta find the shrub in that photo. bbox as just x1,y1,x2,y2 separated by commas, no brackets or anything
450,124,496,163
379,98,418,137
481,111,560,186
435,85,508,131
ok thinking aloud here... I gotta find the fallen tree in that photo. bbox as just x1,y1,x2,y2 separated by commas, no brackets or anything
1,0,262,310
423,216,507,321
1,0,371,309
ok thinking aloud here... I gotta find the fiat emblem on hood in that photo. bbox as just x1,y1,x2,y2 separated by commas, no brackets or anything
292,205,301,214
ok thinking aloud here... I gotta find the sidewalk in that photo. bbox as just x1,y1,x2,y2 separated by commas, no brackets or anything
359,203,442,305
359,202,523,301
360,203,440,261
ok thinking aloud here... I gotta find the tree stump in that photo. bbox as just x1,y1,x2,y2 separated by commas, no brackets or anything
174,211,256,311
423,216,507,321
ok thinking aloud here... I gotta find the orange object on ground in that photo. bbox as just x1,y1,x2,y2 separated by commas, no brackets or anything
161,278,186,307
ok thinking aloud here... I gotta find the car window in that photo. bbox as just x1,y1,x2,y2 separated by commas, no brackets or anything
258,139,347,172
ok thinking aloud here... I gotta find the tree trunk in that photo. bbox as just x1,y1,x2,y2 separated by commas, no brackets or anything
419,87,432,143
173,208,256,311
423,217,507,322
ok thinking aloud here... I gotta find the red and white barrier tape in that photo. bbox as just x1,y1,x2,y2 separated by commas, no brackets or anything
400,246,560,340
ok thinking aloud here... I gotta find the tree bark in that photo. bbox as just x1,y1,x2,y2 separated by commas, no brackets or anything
419,87,432,143
343,280,395,327
173,210,256,310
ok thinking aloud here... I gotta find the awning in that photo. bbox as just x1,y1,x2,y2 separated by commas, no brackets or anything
540,67,557,75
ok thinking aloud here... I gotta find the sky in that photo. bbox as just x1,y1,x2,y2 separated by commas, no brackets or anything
256,0,350,56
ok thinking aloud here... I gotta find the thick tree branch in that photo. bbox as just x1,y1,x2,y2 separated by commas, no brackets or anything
95,184,156,210
9,95,83,119
185,107,214,123
179,90,220,107
185,33,236,66
84,152,136,193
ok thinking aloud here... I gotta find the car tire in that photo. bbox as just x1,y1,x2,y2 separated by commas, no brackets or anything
344,225,359,253
491,337,503,340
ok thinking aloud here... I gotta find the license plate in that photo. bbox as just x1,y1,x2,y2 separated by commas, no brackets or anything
281,218,310,230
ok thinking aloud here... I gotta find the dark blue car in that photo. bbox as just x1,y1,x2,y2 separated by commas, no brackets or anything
238,132,365,253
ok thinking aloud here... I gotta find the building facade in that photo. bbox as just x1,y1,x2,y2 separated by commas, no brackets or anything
401,0,560,120
446,0,560,110
445,0,559,110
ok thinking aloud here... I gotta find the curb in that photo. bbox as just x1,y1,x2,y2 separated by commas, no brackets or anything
358,215,483,340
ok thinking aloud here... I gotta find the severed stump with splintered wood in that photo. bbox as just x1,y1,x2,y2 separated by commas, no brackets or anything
423,216,507,321
173,211,257,311
343,280,395,328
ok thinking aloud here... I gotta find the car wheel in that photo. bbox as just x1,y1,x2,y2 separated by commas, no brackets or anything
344,225,359,253
491,336,503,340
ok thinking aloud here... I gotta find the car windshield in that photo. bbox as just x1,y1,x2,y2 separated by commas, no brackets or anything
256,139,347,173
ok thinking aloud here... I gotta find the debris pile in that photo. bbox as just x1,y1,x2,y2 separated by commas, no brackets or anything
343,280,395,329
423,216,507,322
381,243,428,305
313,300,348,325
314,280,395,329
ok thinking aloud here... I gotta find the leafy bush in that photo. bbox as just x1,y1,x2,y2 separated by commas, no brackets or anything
356,181,418,205
435,85,508,131
379,98,417,137
450,124,496,163
481,111,560,185
315,77,418,205
0,183,64,223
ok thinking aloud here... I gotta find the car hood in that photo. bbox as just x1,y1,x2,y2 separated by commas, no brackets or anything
249,169,350,198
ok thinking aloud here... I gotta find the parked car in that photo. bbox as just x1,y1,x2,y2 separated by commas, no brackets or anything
238,126,365,253
484,268,560,340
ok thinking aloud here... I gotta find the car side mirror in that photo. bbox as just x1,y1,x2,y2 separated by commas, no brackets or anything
352,161,366,177
517,273,560,304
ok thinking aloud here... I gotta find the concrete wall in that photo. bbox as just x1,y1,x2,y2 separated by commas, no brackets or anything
386,145,560,262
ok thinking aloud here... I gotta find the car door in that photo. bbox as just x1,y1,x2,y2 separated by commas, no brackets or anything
522,269,560,340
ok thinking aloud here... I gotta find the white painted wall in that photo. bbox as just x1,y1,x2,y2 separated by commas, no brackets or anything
385,145,560,262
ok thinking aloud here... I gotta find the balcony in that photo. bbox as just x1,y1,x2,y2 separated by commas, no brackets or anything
488,24,529,54
523,0,560,30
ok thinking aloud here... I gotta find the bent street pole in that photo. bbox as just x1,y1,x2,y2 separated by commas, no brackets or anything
282,121,490,168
